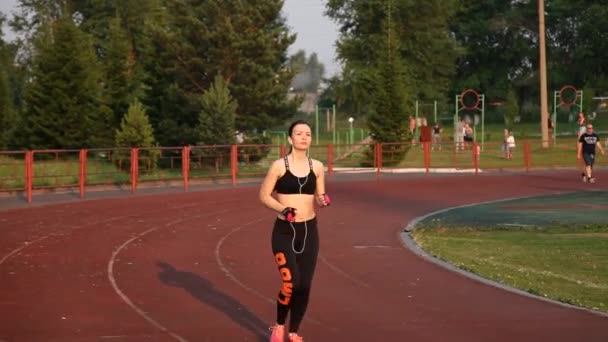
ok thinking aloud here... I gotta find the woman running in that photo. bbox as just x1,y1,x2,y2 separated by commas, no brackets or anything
259,120,330,342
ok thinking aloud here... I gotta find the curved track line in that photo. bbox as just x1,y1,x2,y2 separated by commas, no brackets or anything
0,202,201,267
1,196,248,268
107,209,230,342
309,213,372,289
399,192,608,319
213,218,271,304
108,227,189,342
0,235,51,266
318,254,371,288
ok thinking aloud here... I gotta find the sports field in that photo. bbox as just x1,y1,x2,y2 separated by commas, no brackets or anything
412,191,608,314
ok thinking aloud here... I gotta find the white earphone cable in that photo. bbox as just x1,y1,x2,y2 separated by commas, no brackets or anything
289,154,309,254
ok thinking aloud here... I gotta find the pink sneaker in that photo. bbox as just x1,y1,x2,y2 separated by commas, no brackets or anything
269,324,285,342
288,333,304,342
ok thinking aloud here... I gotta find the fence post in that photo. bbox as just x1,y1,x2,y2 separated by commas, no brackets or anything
231,144,237,187
131,148,139,194
376,143,382,181
79,149,87,199
327,144,333,177
473,143,480,175
280,144,287,158
524,142,531,172
182,146,190,191
25,151,33,204
424,142,431,175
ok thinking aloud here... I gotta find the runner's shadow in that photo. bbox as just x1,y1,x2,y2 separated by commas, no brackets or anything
156,261,268,341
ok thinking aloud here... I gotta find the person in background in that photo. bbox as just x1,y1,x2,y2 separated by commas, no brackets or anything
463,122,474,150
577,112,586,139
432,122,442,151
409,115,416,144
455,117,465,151
577,124,605,183
506,130,516,160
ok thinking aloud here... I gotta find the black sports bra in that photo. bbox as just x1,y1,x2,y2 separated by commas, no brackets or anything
274,156,316,195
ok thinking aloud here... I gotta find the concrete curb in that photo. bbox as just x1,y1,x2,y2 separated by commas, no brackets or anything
398,192,608,319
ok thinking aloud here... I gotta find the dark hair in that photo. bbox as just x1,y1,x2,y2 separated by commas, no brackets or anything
288,120,312,137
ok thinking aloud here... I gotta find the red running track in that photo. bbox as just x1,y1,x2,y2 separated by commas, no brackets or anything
1,173,607,342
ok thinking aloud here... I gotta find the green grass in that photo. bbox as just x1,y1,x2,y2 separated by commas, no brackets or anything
412,225,608,313
0,154,28,189
0,154,274,191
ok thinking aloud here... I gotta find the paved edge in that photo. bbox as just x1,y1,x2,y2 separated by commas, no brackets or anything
398,190,608,319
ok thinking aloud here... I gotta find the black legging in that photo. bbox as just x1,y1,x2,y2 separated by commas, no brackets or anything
271,217,319,333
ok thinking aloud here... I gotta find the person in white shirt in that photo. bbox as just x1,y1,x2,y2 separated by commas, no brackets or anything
506,130,516,160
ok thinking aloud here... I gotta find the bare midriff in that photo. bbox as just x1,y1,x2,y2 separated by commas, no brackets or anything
277,193,316,222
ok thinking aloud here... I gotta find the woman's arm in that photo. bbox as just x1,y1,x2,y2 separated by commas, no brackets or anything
259,160,287,213
314,160,329,206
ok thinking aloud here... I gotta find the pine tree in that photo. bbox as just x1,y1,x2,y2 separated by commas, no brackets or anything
143,0,297,146
368,18,410,144
102,17,141,128
195,75,237,171
115,100,155,148
114,99,157,172
0,14,15,149
22,17,102,149
198,76,237,146
327,0,459,106
0,58,14,150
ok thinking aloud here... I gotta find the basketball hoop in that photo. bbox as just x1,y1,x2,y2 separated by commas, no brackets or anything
558,85,579,109
459,89,481,111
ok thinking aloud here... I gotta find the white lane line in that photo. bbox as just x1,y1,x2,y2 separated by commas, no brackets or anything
0,202,201,267
0,235,50,266
318,254,370,288
214,218,270,303
108,209,229,342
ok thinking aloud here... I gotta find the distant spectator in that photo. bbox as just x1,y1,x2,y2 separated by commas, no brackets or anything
235,130,245,144
409,115,416,143
455,117,465,151
432,122,442,151
577,112,586,138
506,130,516,160
463,123,474,149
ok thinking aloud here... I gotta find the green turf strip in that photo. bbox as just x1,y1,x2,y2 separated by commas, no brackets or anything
413,225,608,313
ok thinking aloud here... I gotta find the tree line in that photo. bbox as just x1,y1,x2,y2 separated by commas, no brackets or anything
322,0,608,143
0,0,304,151
1,1,608,151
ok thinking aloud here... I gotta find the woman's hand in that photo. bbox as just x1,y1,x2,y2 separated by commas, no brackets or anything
281,207,297,222
317,194,331,207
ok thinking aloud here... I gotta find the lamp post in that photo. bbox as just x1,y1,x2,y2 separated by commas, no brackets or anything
348,117,354,145
539,0,549,148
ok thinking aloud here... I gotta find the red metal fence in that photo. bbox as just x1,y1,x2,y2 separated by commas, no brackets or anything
0,140,600,204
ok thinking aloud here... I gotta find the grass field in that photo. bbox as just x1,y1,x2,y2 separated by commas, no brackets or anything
412,225,608,313
0,155,267,190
